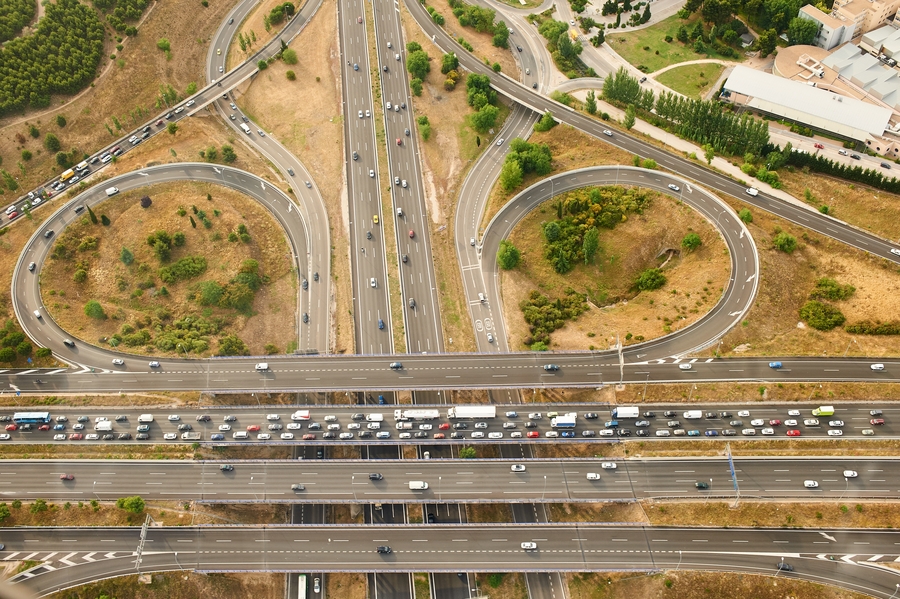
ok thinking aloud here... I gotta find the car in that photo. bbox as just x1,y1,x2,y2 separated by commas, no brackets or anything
4,424,17,432
603,129,613,137
52,434,65,441
149,361,161,368
787,409,800,417
829,420,844,427
600,462,617,470
496,138,504,146
776,562,794,572
339,432,354,440
655,430,671,437
738,410,751,417
544,431,559,438
761,428,774,435
543,364,559,372
386,102,392,110
60,473,74,480
402,180,408,188
786,429,801,437
639,76,647,83
223,415,237,422
511,464,526,472
827,429,843,436
850,154,861,160
268,424,283,431
63,339,75,348
813,142,824,149
405,128,410,136
376,546,392,554
38,424,50,431
871,418,885,425
804,480,818,488
871,363,885,371
408,229,415,238
785,419,798,427
667,183,680,192
136,433,150,440
804,419,820,426
371,277,377,288
247,425,261,432
870,409,883,416
586,472,601,481
687,430,700,437
303,434,316,440
695,481,710,489
769,419,781,426
137,425,150,432
526,431,539,438
843,470,858,478
722,429,737,436
308,423,322,430
582,412,598,419
68,433,83,440
679,363,692,370
750,419,764,426
741,429,756,436
396,138,401,146
521,542,537,550
729,420,743,428
502,422,516,429
291,484,305,491
257,433,271,440
474,422,488,429
768,362,782,369
164,433,178,440
117,433,132,440
177,424,192,431
365,110,370,117
838,149,848,156
561,431,576,438
705,430,718,437
892,249,900,257
28,261,36,272
257,129,265,137
53,424,65,431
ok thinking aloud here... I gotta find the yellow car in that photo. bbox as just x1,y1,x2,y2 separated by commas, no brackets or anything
373,214,379,224
217,48,221,55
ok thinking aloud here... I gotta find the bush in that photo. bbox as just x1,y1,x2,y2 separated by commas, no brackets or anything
533,110,557,132
16,341,32,357
520,288,588,345
0,347,15,363
158,256,208,284
458,447,476,459
497,240,520,269
809,277,854,301
44,133,60,152
286,70,296,80
36,347,52,358
772,232,797,253
116,496,145,514
799,300,845,331
217,334,249,356
84,300,106,319
844,320,900,335
681,233,701,251
635,268,666,291
738,208,752,223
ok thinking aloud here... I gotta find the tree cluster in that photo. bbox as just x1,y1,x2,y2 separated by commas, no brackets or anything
95,0,149,33
0,321,31,363
809,277,855,302
520,289,588,348
0,0,36,43
499,138,553,191
497,240,520,270
785,150,900,194
266,2,294,26
0,0,105,115
405,42,430,82
799,300,845,331
537,19,584,75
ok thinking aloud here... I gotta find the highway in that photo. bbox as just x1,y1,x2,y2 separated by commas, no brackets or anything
9,524,900,598
4,457,900,503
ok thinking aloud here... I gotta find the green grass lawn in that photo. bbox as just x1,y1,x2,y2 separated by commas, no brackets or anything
655,63,726,99
609,14,744,73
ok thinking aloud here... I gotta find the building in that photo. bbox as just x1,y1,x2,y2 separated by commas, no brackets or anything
832,0,900,37
798,5,856,50
859,24,900,59
722,65,892,143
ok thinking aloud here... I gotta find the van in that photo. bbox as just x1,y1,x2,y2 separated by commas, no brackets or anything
33,310,42,319
365,413,383,422
233,431,249,439
255,362,269,371
478,293,486,303
138,414,154,423
746,187,758,196
408,480,429,490
683,410,703,419
106,187,119,196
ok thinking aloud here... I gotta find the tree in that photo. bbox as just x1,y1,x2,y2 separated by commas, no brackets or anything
56,114,66,127
217,334,250,356
120,247,134,265
677,25,689,43
470,104,499,133
0,348,14,363
641,3,651,23
410,78,423,96
738,208,753,223
682,233,702,251
543,221,561,242
86,205,98,225
406,50,430,80
84,300,106,319
757,28,777,57
623,104,636,130
493,21,510,48
16,341,31,357
116,496,145,514
459,447,476,459
499,159,523,191
703,143,715,165
635,268,666,291
0,503,10,522
534,111,557,132
787,17,818,45
167,122,178,135
585,90,597,115
44,133,60,152
221,145,237,163
582,227,599,263
153,239,170,261
30,498,48,514
257,59,268,70
282,48,298,64
497,240,521,270
773,231,797,253
701,0,735,25
799,300,845,331
441,52,459,74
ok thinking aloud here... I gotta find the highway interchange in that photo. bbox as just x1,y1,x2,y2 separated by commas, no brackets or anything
4,0,900,596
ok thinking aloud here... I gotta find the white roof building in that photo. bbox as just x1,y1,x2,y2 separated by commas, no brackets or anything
722,65,892,141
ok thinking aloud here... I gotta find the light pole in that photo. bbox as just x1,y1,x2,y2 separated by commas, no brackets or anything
542,475,547,501
93,480,97,500
888,583,900,599
641,373,650,402
439,476,442,502
675,550,682,571
840,476,848,500
352,475,356,501
775,556,784,577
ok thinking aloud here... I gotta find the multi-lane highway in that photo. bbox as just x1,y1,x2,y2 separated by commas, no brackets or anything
5,457,899,503
11,524,900,598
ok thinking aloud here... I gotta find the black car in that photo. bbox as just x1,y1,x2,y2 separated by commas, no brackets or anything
718,411,732,418
695,481,709,489
377,546,392,554
450,432,464,439
351,413,365,420
308,422,322,430
581,430,596,437
369,473,383,480
543,364,559,371
617,428,632,437
115,415,128,422
196,415,211,422
358,431,373,438
177,424,192,431
524,421,537,428
452,422,468,430
704,412,718,419
413,431,427,438
664,411,677,418
323,432,335,439
220,464,233,472
642,411,656,418
427,513,436,523
102,434,115,440
117,433,132,440
636,429,649,437
776,562,794,572
136,433,150,440
583,413,598,419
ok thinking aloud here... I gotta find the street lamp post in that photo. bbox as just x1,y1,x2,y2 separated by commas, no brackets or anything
888,583,900,599
352,475,356,501
439,476,442,502
542,475,547,501
775,556,784,577
675,550,682,571
840,476,848,500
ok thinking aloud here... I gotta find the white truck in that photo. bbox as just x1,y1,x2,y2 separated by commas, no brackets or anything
550,413,577,429
138,414,154,423
612,406,639,419
291,410,310,421
94,421,113,432
239,123,251,134
396,422,413,430
394,409,440,421
447,406,496,419
105,187,119,196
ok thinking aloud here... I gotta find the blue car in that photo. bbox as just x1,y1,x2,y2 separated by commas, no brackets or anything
705,430,718,437
378,395,386,405
687,430,701,437
378,319,384,329
769,361,782,369
210,433,224,440
53,424,65,431
561,431,575,438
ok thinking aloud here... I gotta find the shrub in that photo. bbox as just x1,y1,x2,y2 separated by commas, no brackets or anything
635,268,666,291
0,348,15,363
84,300,106,319
286,70,296,80
772,232,797,253
738,208,752,223
681,233,701,251
116,496,145,514
844,320,900,335
809,277,854,301
158,256,207,284
497,240,520,269
799,300,845,331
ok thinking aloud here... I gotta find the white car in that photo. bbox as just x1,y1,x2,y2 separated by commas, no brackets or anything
667,183,680,192
750,419,765,426
510,432,522,438
365,110,370,117
339,432,353,440
168,415,180,421
95,417,108,423
370,277,377,288
399,432,412,439
327,423,341,431
358,110,363,118
86,433,100,440
804,480,819,488
827,429,843,436
112,359,125,366
545,431,559,438
785,419,798,426
257,433,271,440
470,431,484,439
871,363,885,371
324,415,337,422
386,102,392,110
369,169,375,178
843,470,858,478
367,422,381,430
655,430,670,437
586,473,600,480
52,434,65,441
348,423,361,430
679,363,692,370
488,432,503,439
600,462,617,470
804,419,820,426
788,409,800,416
600,429,615,436
511,464,526,472
741,429,756,436
281,433,294,440
219,424,232,431
287,423,303,430
602,129,613,136
496,137,504,146
521,542,537,550
829,420,844,427
738,410,750,417
163,433,177,440
761,428,774,435
267,414,281,421
475,422,488,429
418,424,432,430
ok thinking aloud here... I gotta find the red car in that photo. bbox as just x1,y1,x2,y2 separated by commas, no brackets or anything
814,143,824,149
59,474,74,480
396,138,402,146
438,423,450,430
68,433,83,440
769,419,781,426
870,418,885,425
4,424,16,431
7,212,17,221
408,230,415,238
302,433,316,440
246,425,261,432
38,424,50,431
526,431,539,438
433,433,445,439
786,429,801,437
357,16,362,22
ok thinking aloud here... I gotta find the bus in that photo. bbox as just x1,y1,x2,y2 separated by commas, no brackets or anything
297,574,307,599
13,412,51,424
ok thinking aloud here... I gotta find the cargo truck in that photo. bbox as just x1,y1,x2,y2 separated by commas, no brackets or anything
812,406,835,416
550,413,577,429
611,406,639,419
394,409,439,421
447,406,496,419
408,481,428,490
683,410,703,420
365,413,384,422
60,169,75,182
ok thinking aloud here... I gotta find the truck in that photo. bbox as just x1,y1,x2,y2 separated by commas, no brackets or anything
138,414,154,423
60,169,75,182
812,405,835,416
447,406,496,419
394,409,440,421
683,410,703,420
181,432,202,440
239,123,251,134
550,413,577,429
291,410,311,421
395,422,413,430
94,421,113,432
611,406,639,419
365,413,383,422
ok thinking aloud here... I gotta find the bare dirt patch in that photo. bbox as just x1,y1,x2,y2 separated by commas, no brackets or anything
41,572,285,599
502,191,729,350
569,571,868,599
645,500,900,529
328,573,367,599
476,572,528,599
466,502,513,523
39,180,294,357
714,197,900,358
238,0,348,352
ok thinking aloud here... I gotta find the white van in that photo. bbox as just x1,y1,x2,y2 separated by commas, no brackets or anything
683,410,703,420
255,362,269,371
233,431,249,440
138,414,154,423
105,187,119,196
408,480,428,490
365,413,384,422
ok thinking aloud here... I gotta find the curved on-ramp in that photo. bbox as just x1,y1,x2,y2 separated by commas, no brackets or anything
12,163,321,366
480,166,759,359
